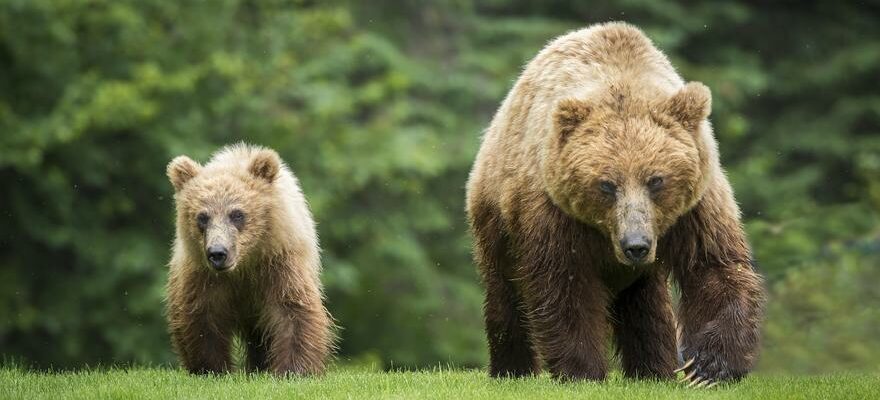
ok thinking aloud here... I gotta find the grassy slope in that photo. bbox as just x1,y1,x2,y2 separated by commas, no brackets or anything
1,368,878,400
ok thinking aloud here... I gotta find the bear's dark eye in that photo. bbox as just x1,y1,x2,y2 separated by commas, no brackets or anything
196,212,210,232
599,181,617,196
229,209,246,230
647,176,664,191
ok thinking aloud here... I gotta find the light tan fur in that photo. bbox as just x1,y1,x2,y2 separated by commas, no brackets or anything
165,143,334,375
467,22,765,383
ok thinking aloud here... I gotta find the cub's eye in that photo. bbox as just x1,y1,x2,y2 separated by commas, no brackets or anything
599,181,617,196
196,212,210,231
229,209,246,229
647,176,664,191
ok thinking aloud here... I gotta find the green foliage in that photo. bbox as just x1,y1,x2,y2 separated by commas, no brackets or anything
1,0,878,372
761,243,880,373
0,0,490,368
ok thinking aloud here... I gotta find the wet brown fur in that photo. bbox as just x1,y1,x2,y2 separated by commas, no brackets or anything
165,144,335,375
466,22,765,382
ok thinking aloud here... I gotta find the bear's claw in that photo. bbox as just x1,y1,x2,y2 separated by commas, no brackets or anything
674,357,695,373
677,356,722,389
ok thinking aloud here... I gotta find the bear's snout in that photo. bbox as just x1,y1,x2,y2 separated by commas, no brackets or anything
620,235,652,264
206,245,229,270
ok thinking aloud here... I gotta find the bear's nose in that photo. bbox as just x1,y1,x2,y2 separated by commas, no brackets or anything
621,235,651,263
206,245,228,270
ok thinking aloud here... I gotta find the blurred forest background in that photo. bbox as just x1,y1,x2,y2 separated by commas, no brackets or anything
1,0,879,374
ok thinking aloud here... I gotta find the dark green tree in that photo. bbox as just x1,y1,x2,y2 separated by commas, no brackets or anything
1,0,878,372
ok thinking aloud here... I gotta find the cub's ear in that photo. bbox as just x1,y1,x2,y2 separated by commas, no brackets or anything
249,149,281,183
554,98,592,144
167,156,201,192
665,82,712,131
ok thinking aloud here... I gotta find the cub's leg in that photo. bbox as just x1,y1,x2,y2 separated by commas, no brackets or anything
469,201,539,378
611,273,677,379
262,280,334,376
167,272,234,374
242,324,271,372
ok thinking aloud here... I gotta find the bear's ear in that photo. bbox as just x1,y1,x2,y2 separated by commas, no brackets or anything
249,149,281,183
554,98,592,144
664,82,711,131
167,156,201,192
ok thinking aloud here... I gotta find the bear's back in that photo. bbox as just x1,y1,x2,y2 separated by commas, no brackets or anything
469,22,685,208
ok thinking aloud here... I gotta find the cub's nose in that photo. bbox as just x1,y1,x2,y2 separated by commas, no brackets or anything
206,245,229,270
621,235,651,264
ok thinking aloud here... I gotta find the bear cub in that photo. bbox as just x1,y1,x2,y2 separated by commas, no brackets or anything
165,143,333,375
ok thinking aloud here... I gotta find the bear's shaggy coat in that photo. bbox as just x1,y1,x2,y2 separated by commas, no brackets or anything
466,22,765,385
166,144,333,375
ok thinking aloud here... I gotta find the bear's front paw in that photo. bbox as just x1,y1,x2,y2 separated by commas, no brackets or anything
676,351,743,388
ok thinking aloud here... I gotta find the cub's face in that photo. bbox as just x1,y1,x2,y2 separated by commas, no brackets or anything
546,82,712,266
167,150,281,272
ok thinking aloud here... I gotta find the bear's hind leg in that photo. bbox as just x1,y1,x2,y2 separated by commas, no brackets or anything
471,202,539,378
611,273,677,380
243,325,271,372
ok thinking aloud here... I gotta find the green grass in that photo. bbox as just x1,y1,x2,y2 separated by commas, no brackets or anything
1,367,878,400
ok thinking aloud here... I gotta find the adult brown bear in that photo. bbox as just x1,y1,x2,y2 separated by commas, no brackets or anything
466,22,765,386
